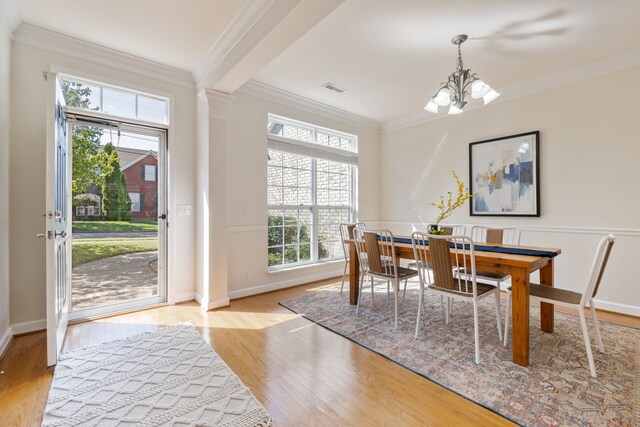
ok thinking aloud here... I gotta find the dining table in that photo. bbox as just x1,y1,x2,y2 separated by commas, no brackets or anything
345,236,561,367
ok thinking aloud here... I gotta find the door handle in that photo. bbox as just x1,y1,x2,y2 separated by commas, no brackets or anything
158,214,167,220
55,230,68,238
37,233,47,239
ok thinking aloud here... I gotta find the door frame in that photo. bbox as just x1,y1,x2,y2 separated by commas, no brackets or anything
67,117,169,321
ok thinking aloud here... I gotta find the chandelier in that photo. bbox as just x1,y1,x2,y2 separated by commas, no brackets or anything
424,34,499,115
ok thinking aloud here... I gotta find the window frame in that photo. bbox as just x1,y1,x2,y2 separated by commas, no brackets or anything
144,164,157,182
129,192,141,212
267,115,357,271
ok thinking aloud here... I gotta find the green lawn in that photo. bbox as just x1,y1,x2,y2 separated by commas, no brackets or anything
73,221,158,233
72,238,158,267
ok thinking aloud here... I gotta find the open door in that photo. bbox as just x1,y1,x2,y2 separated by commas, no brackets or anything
44,72,71,366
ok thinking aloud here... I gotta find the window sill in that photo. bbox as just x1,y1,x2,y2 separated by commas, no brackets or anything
267,258,343,274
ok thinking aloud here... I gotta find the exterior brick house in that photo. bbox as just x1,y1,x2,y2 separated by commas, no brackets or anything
73,146,158,221
118,147,158,221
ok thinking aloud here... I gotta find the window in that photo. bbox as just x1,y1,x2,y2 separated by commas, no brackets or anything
76,206,86,216
61,76,169,125
144,165,156,181
129,192,141,212
267,115,357,269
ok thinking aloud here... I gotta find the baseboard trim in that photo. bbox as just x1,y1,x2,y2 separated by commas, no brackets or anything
10,319,46,335
207,297,230,311
228,269,343,300
174,292,196,304
593,300,640,318
0,328,12,360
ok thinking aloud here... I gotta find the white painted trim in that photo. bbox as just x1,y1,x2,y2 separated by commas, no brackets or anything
0,327,11,356
228,225,267,233
593,300,640,318
11,319,46,335
174,292,196,304
239,80,381,133
193,0,276,88
119,151,157,172
13,24,195,89
0,0,20,37
228,269,342,300
194,292,204,306
382,49,640,133
378,221,640,238
203,88,236,120
207,297,230,311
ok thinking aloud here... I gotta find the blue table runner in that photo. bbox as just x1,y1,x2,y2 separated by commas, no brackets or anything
379,236,559,258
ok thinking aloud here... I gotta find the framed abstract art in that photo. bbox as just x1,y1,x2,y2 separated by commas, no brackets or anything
469,131,540,216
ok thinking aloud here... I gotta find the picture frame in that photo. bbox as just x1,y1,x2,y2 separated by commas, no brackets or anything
469,131,540,217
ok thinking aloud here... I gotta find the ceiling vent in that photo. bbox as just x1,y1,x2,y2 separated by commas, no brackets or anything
322,83,346,93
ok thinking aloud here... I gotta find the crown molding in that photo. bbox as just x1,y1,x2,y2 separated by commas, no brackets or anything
201,88,235,120
239,80,381,133
193,0,276,89
382,49,640,133
13,23,195,89
0,0,19,37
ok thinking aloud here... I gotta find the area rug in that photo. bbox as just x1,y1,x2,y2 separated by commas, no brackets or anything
280,283,639,426
42,324,273,426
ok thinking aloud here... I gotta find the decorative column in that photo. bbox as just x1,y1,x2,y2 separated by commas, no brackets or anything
195,88,235,310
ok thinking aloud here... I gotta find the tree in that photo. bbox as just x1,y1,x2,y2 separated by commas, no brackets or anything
267,214,327,266
62,80,115,195
101,143,131,221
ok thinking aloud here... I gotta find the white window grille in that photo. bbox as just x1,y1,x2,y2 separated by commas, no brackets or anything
144,165,156,182
267,115,357,269
129,192,141,212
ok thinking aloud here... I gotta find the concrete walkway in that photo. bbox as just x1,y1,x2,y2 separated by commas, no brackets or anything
72,251,158,310
73,231,157,239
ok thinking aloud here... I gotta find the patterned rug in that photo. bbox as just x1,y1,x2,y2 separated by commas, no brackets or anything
43,324,273,426
280,283,639,426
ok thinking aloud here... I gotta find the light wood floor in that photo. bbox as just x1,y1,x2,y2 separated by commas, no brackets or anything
1,278,637,426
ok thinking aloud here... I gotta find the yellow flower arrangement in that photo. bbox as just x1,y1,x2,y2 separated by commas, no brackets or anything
430,170,472,235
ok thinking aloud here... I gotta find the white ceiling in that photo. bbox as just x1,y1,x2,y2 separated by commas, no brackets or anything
7,0,640,123
254,0,640,122
14,0,245,71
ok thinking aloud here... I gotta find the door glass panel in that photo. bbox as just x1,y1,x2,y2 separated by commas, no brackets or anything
71,124,162,311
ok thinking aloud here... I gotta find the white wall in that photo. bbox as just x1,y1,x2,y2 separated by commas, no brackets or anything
0,20,11,353
223,88,380,299
9,36,197,330
379,66,640,314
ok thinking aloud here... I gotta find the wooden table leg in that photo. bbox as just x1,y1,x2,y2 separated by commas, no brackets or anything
349,242,360,305
539,259,555,333
511,267,530,366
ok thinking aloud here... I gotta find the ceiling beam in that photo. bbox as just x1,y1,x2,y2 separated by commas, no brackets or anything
194,0,344,93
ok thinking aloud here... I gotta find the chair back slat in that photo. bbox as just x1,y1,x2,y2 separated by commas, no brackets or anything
582,234,616,302
411,232,432,286
471,226,521,245
428,237,457,291
340,222,365,260
485,228,504,244
363,232,384,274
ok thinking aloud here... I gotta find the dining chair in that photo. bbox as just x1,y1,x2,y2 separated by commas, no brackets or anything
467,226,521,290
503,234,615,377
354,229,418,329
339,222,366,295
411,232,503,364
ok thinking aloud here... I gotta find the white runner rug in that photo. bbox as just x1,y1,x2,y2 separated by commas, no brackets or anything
43,324,273,427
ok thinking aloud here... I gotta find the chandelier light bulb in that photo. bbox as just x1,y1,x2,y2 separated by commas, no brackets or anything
424,99,439,113
471,80,490,99
448,104,463,115
434,88,451,106
483,88,500,105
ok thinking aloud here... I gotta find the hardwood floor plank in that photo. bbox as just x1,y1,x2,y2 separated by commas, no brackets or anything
0,278,637,426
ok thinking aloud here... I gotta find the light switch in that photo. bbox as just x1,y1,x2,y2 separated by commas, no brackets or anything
177,204,192,215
